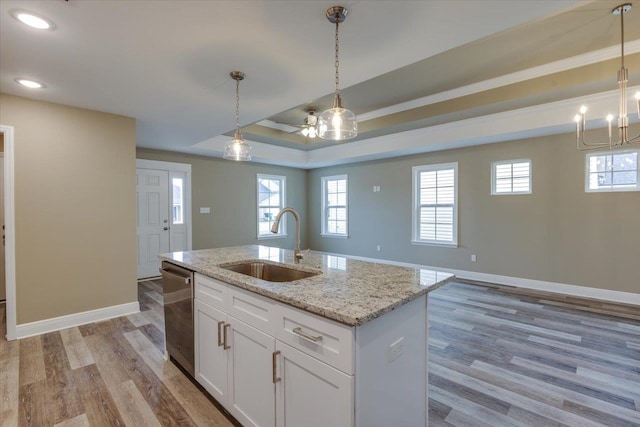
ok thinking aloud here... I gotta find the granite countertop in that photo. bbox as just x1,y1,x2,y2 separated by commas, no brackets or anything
159,245,455,326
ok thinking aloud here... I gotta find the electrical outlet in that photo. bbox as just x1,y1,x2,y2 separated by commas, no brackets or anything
376,245,381,252
389,337,404,362
471,254,477,262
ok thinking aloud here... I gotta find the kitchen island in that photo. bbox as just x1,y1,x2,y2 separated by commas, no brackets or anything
160,245,454,427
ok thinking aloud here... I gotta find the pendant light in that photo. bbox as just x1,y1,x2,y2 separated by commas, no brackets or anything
318,6,357,141
223,71,252,161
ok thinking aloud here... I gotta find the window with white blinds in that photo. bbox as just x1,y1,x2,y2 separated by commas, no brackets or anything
585,150,639,192
492,159,532,195
321,175,348,237
412,163,458,246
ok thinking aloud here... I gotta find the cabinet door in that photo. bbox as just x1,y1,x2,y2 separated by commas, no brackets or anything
276,342,354,427
227,317,276,427
195,299,228,403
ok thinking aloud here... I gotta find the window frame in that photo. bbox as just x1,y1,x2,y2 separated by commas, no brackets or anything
584,149,640,193
491,158,532,195
411,162,458,248
256,173,287,239
321,174,349,238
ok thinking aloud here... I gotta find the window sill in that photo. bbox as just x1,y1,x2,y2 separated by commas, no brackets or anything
411,240,458,248
321,233,349,239
585,187,639,193
491,191,532,196
257,234,287,240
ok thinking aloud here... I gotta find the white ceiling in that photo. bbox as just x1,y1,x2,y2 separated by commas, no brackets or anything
4,0,634,169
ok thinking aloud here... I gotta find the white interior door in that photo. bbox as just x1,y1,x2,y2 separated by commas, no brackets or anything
0,155,5,301
137,169,170,279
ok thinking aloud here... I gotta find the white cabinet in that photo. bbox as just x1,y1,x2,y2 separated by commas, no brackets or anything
194,299,227,402
227,319,275,427
275,341,354,427
195,298,277,427
194,273,427,427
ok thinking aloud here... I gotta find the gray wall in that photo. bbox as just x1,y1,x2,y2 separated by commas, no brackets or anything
136,149,308,250
1,94,138,324
307,127,640,295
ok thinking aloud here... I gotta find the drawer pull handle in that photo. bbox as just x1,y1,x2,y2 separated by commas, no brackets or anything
217,321,225,347
292,327,323,343
272,350,281,384
223,323,231,350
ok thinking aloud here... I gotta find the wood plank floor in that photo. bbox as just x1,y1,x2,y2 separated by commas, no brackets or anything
428,280,640,427
0,279,235,427
1,279,638,426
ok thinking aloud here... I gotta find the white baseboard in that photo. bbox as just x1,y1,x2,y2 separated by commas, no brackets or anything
321,251,640,306
15,301,140,339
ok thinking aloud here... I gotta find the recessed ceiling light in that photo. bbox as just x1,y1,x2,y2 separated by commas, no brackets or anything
10,9,55,30
15,78,46,89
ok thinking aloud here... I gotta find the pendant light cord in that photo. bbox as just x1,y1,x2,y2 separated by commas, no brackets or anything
334,17,340,95
235,77,241,136
620,7,625,69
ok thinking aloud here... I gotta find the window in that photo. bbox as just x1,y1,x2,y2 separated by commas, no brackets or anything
585,150,639,192
172,177,184,224
321,175,348,237
257,174,286,237
412,163,458,247
492,159,531,195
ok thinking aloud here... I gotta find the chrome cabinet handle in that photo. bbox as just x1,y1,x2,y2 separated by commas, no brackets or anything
223,323,231,350
217,321,225,347
159,268,191,284
272,350,281,384
292,327,323,342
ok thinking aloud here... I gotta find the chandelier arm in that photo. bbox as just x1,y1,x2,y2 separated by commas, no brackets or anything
627,132,640,143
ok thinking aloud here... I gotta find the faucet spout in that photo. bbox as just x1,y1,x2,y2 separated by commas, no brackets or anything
271,207,303,263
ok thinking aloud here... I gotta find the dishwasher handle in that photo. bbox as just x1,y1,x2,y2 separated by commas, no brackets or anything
159,268,192,285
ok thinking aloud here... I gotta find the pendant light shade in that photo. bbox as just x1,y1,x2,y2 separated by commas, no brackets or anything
223,71,252,161
223,131,252,161
319,6,357,141
318,93,357,140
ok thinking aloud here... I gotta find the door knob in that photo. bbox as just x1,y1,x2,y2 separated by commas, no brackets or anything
163,227,169,231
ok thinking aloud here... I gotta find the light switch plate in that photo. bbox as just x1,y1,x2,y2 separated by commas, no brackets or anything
200,207,211,214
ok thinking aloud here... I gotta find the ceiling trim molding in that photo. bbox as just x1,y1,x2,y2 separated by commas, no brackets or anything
304,85,640,168
255,120,300,133
358,39,640,123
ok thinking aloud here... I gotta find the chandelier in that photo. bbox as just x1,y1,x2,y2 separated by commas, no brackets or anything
318,6,357,141
223,71,252,161
574,3,640,150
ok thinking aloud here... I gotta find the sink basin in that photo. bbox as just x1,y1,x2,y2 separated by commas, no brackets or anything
220,261,320,282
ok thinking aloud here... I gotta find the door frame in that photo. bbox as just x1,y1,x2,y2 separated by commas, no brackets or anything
0,125,16,341
136,158,193,256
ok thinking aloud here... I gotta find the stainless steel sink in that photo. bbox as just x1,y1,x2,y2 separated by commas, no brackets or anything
220,261,320,282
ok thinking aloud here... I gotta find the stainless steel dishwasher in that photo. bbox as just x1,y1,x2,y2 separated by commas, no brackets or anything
159,261,194,376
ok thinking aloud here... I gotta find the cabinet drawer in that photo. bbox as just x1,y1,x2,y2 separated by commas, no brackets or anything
276,304,354,375
195,274,227,310
227,286,276,335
